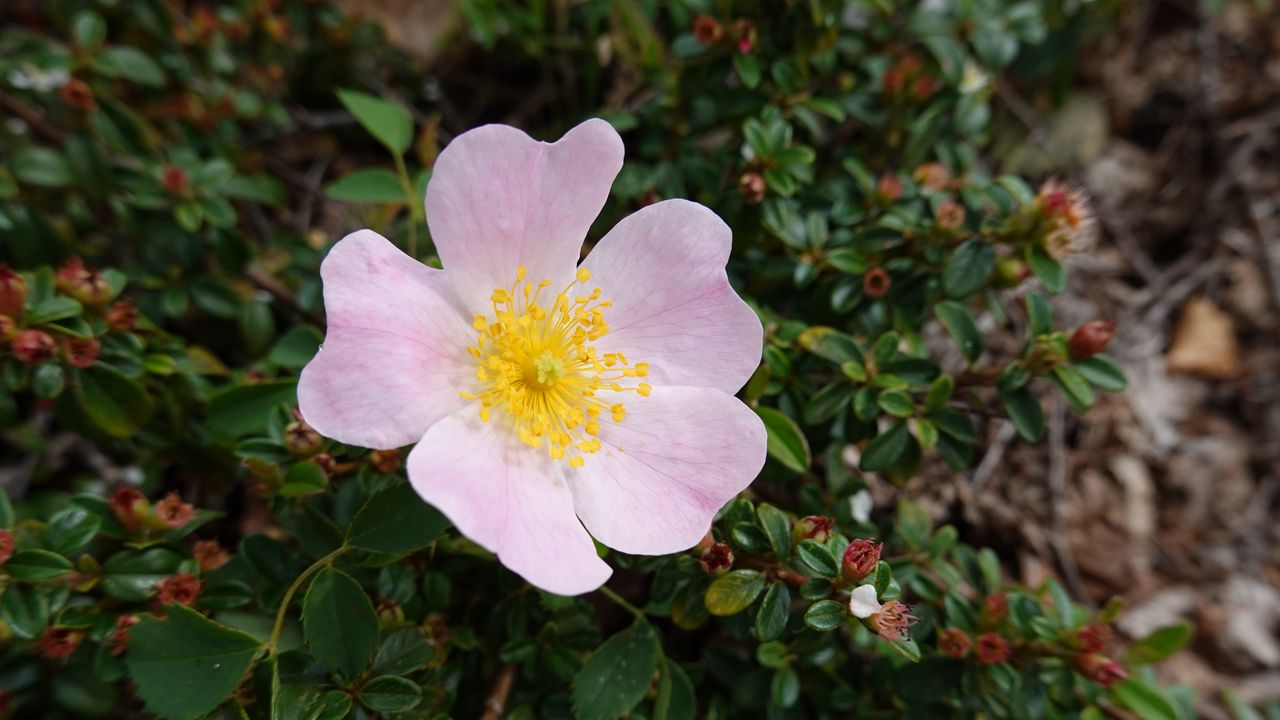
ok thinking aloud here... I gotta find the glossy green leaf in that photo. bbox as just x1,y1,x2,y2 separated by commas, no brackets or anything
4,549,73,580
324,169,406,204
302,567,379,677
755,583,791,642
359,675,422,712
336,89,413,156
72,365,154,438
571,620,660,720
935,301,984,363
345,482,450,554
1,583,49,638
860,421,910,472
943,240,995,298
705,569,766,617
756,406,811,472
803,600,846,631
1126,622,1193,666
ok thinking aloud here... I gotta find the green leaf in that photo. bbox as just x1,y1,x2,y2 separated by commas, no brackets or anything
896,500,932,549
925,374,955,413
795,539,838,577
803,383,854,424
860,422,910,472
26,296,82,325
72,365,154,438
324,169,407,204
1051,364,1095,412
803,599,846,631
876,389,914,418
301,690,352,720
755,406,811,473
359,675,422,713
13,147,74,187
279,461,329,497
1000,386,1046,441
101,548,184,601
653,659,696,720
1027,246,1066,294
1126,622,1193,666
72,11,107,47
772,666,800,707
571,621,660,720
204,380,297,440
1,583,49,639
0,486,13,529
755,583,791,642
705,569,766,617
42,506,101,554
95,46,166,86
126,604,262,720
755,503,791,558
827,248,868,274
943,240,996,298
302,567,379,677
1026,292,1053,336
4,549,73,580
1111,679,1180,720
934,301,984,363
1074,355,1127,393
345,482,450,554
372,629,435,675
336,89,413,156
267,325,323,369
734,53,761,89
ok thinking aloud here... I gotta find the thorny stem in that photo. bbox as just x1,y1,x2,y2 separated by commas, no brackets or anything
393,152,418,258
597,585,647,620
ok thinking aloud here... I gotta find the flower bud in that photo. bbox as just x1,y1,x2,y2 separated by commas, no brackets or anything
37,627,84,659
0,265,27,317
863,267,891,299
61,337,100,369
110,614,139,656
0,315,16,343
284,421,324,456
57,258,112,306
914,163,950,191
993,257,1029,288
163,166,189,194
934,198,966,231
376,599,405,626
106,299,138,332
876,175,903,202
975,632,1009,664
983,592,1008,620
698,541,734,575
1068,321,1116,360
12,330,56,364
369,449,401,474
110,486,150,534
0,528,13,566
842,538,881,581
938,628,971,658
152,492,195,529
1076,653,1127,687
692,14,724,45
59,78,96,112
1076,623,1111,653
311,452,337,475
913,74,938,100
734,20,755,54
739,172,766,205
193,539,230,572
156,572,201,605
792,515,834,544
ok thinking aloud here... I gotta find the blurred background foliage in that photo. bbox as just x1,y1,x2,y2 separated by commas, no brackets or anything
0,0,1263,718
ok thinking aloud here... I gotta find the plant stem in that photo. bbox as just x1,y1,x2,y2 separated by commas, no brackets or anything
265,545,349,718
393,153,418,258
597,585,646,620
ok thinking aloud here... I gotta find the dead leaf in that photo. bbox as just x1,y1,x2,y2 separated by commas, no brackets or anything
1167,296,1241,379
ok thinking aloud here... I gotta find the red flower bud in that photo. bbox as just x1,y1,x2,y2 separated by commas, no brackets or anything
109,486,150,534
1076,653,1127,687
913,74,938,100
110,614,139,656
975,632,1009,664
792,515,834,544
193,539,230,572
163,166,189,194
863,267,891,299
698,541,734,575
0,528,14,566
1068,321,1116,360
12,330,56,364
1076,623,1111,653
842,538,881,581
877,175,903,202
59,78,96,112
56,258,112,306
739,172,766,205
61,337,100,369
914,162,951,191
369,449,401,474
938,628,971,658
692,14,724,45
37,627,84,659
106,299,139,332
881,66,907,94
284,421,324,456
153,492,195,529
0,265,27,317
734,20,755,54
155,572,201,605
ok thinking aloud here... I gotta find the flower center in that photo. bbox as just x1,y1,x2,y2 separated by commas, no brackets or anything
460,266,651,468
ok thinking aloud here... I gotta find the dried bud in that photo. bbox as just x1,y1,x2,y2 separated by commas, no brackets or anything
369,449,401,474
12,330,57,364
975,632,1009,664
106,299,139,332
110,614,139,656
692,14,724,45
1076,653,1127,687
61,337,100,369
983,592,1008,620
0,315,16,343
1068,321,1116,360
698,541,734,575
1035,180,1095,258
59,78,96,112
0,265,27,317
156,572,201,605
914,163,950,191
881,65,907,94
912,74,938,100
0,528,13,566
109,486,150,533
863,267,891,299
739,172,766,205
792,515,834,544
163,166,189,194
870,600,917,641
934,199,966,231
311,452,336,475
733,20,755,54
193,539,230,572
284,421,324,456
55,257,88,294
842,538,882,581
153,492,195,529
938,628,971,658
1076,623,1111,653
37,627,83,659
876,175,903,202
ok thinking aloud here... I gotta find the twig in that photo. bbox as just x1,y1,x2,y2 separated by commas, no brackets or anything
597,585,646,620
972,421,1016,489
480,663,518,720
1047,397,1091,608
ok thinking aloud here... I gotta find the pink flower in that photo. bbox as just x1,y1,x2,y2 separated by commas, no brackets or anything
299,120,765,595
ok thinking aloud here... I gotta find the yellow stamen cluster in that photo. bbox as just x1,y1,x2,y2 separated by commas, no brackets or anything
460,266,651,468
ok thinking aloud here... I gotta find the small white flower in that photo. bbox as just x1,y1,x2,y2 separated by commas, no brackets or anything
849,584,882,619
849,489,873,524
960,61,990,95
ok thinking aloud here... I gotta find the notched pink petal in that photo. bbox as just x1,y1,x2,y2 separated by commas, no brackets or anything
425,118,624,313
583,199,763,395
407,411,612,596
567,385,766,555
298,229,473,449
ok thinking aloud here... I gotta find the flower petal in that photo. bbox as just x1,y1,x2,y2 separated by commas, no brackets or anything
425,119,624,313
583,199,762,395
298,230,472,449
407,410,612,596
566,385,765,555
849,584,881,619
